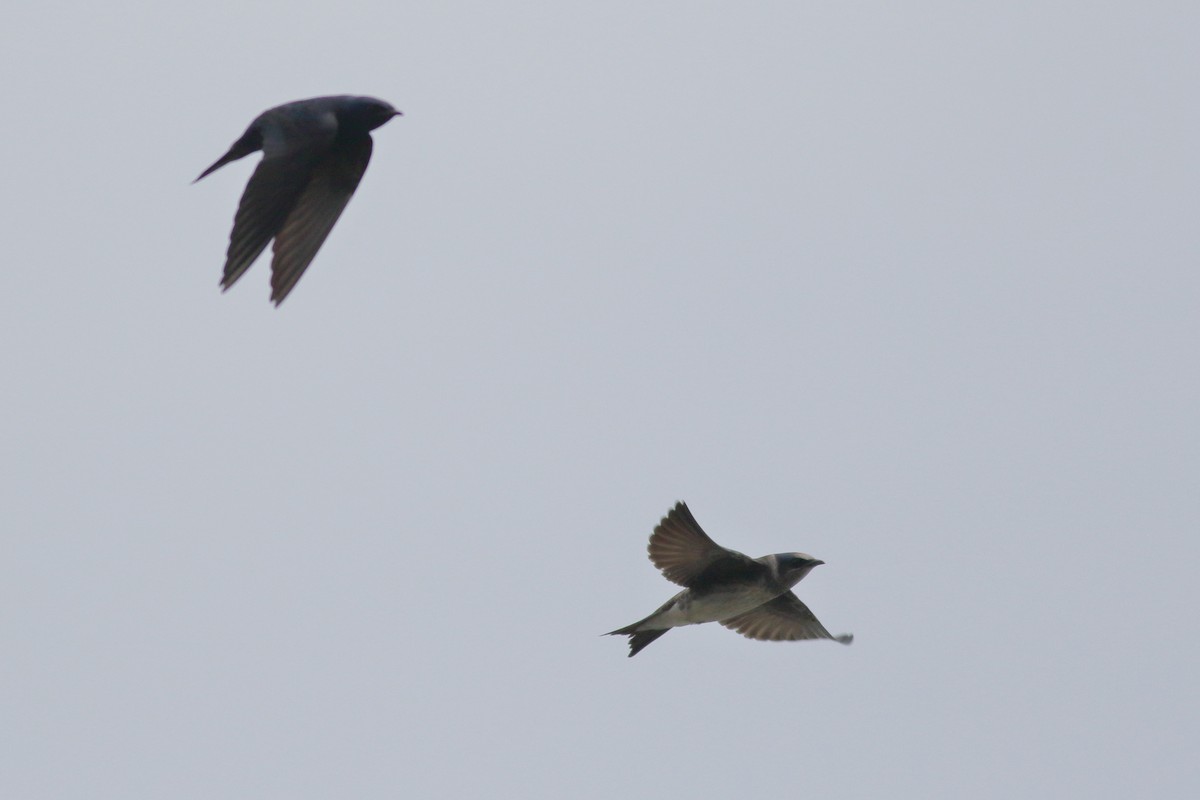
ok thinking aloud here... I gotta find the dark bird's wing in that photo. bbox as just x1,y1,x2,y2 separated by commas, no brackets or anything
648,502,758,586
268,134,373,305
719,591,853,644
221,154,320,291
219,110,339,293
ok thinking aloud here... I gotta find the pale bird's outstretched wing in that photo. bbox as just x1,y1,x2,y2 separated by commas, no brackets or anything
720,591,853,644
647,501,760,586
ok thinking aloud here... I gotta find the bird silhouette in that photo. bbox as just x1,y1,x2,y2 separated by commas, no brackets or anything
608,502,853,656
195,95,402,305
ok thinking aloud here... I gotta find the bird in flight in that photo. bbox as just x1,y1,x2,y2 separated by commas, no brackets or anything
195,95,402,306
608,501,853,657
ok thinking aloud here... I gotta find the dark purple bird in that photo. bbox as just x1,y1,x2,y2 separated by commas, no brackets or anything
195,95,402,306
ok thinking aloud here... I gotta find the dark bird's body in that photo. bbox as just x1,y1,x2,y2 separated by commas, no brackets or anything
195,95,402,305
608,502,853,657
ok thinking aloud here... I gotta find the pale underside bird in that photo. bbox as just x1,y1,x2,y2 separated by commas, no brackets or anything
195,95,402,306
608,501,854,657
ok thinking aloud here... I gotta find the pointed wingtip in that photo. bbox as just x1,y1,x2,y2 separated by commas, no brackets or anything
835,633,854,645
270,284,292,307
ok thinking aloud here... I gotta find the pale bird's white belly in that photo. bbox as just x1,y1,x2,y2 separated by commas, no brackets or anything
655,588,778,628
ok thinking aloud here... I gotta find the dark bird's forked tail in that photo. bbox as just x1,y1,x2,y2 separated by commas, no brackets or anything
193,129,263,184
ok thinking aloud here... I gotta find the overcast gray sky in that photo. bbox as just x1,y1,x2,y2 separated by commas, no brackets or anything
3,2,1197,797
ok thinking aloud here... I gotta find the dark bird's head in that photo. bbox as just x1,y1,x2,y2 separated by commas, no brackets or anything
762,552,825,588
335,96,403,132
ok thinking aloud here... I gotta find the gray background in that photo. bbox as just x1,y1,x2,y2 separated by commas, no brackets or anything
3,2,1197,797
